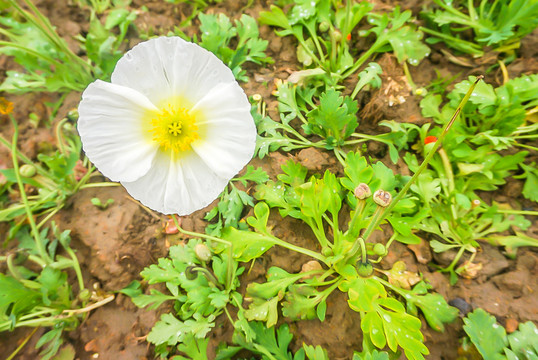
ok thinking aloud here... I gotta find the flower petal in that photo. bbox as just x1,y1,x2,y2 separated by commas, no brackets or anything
111,37,235,106
191,81,256,179
78,80,158,182
121,151,229,215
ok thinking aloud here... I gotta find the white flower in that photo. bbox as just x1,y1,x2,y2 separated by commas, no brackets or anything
77,37,256,215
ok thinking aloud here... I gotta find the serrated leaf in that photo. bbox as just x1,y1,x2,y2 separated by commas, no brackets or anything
388,25,430,65
463,308,507,360
507,321,538,358
147,313,215,346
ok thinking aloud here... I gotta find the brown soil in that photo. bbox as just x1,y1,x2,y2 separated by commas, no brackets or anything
1,1,537,360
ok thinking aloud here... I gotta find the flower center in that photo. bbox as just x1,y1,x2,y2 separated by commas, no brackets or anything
150,104,199,152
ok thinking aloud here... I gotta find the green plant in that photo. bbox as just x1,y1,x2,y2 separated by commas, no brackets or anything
122,237,245,358
174,13,272,82
204,165,269,236
384,75,538,281
421,0,538,57
461,308,538,359
0,223,113,360
90,197,114,210
0,0,136,93
255,78,406,165
259,1,429,88
0,110,114,238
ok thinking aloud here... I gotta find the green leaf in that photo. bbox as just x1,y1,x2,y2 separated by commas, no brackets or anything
246,267,303,300
147,313,215,346
519,163,538,202
353,349,390,360
173,334,209,360
244,296,280,328
507,321,538,358
0,273,42,322
355,62,383,94
388,25,430,65
463,308,508,360
259,5,292,30
220,226,274,262
341,276,386,312
233,322,295,360
281,285,320,321
305,89,358,146
303,344,330,360
278,160,308,186
404,283,458,332
373,297,428,359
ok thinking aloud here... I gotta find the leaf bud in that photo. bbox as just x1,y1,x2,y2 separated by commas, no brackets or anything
318,21,330,32
373,243,386,256
185,266,198,281
356,260,373,278
19,164,36,177
373,190,391,207
354,183,371,199
194,243,212,262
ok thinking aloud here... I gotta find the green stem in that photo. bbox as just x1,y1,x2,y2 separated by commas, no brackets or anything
346,200,366,237
78,182,120,189
514,142,538,152
438,148,458,220
64,246,85,292
341,36,386,79
266,232,326,263
497,209,538,216
402,62,417,92
9,116,51,265
5,328,38,360
334,147,347,167
361,76,483,242
441,245,467,274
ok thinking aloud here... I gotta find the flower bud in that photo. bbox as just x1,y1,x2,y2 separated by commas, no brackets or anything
373,243,386,256
0,97,14,115
19,164,37,177
354,183,371,199
78,289,91,301
332,30,342,42
301,260,322,273
414,87,427,96
373,190,391,207
185,265,198,281
195,243,212,262
67,109,79,121
318,21,330,32
357,260,373,278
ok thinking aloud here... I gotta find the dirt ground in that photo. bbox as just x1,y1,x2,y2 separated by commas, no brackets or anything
1,0,537,359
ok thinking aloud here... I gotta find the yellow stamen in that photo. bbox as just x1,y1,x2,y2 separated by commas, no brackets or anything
150,104,199,152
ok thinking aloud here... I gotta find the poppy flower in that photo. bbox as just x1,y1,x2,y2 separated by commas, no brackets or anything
78,37,256,215
424,135,437,145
